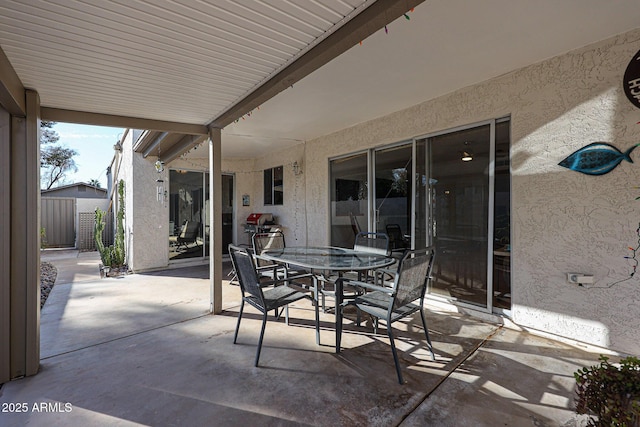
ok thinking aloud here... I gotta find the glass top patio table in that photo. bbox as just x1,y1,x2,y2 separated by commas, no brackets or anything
261,246,395,353
260,246,395,272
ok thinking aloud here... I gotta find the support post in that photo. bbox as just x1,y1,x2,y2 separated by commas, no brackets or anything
0,104,10,384
8,90,40,380
209,127,223,314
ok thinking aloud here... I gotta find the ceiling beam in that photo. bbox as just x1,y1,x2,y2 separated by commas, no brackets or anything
132,130,159,152
0,46,25,116
159,134,208,164
209,0,425,129
41,108,208,135
142,132,169,158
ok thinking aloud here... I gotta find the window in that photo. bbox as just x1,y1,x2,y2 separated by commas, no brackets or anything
264,166,283,205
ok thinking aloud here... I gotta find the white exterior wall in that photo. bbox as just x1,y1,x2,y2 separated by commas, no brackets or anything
123,28,640,355
121,131,169,271
222,158,256,246
297,29,640,355
75,197,109,248
249,145,307,246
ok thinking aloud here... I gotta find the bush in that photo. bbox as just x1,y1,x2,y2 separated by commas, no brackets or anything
575,355,640,426
94,180,126,269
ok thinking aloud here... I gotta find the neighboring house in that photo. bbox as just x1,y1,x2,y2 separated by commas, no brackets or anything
41,183,110,249
41,182,107,199
114,28,640,359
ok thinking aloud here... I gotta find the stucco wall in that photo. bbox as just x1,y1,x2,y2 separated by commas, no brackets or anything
121,132,170,271
169,147,308,248
122,29,640,355
249,145,307,246
299,29,640,355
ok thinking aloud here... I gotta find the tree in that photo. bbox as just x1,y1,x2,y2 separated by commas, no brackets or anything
40,120,59,145
40,121,78,189
88,179,102,188
41,146,77,189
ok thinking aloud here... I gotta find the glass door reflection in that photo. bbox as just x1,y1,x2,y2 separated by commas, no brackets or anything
374,144,413,253
425,124,491,309
330,153,368,248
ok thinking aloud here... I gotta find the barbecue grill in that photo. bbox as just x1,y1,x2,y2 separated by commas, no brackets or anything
244,213,275,234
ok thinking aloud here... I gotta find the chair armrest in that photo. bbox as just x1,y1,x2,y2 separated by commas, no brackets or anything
336,277,393,294
258,272,314,287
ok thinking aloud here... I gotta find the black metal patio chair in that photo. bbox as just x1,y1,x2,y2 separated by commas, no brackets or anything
229,244,319,367
251,230,307,282
337,246,437,384
319,232,390,312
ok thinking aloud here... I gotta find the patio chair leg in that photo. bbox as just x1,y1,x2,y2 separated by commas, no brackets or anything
255,311,268,367
419,308,435,360
233,300,245,344
387,327,404,384
315,297,320,344
285,305,289,325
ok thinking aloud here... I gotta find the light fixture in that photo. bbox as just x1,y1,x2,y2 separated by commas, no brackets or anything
292,161,302,175
461,141,473,162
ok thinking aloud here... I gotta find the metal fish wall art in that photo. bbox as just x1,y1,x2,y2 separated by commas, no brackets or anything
558,142,639,175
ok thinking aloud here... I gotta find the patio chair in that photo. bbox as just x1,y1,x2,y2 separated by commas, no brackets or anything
319,232,390,312
252,230,306,282
229,244,319,367
349,212,362,236
337,246,437,384
386,224,409,256
169,220,201,250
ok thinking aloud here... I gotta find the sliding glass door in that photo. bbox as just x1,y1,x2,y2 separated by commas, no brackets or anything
330,153,368,248
328,119,510,312
169,170,234,261
423,124,491,308
374,144,413,251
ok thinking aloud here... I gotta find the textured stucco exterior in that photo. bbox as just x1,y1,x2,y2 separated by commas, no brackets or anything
120,131,170,271
297,28,640,355
122,29,640,356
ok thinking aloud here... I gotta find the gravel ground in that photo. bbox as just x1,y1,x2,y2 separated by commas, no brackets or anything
40,261,57,308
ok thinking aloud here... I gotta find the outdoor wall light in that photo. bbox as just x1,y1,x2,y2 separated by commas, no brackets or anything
293,161,303,175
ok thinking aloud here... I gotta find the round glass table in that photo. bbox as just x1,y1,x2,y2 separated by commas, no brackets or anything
261,246,395,352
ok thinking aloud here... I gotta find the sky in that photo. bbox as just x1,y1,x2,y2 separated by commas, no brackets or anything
49,122,124,189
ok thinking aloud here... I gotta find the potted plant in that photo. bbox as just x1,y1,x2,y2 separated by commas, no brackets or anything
575,355,640,426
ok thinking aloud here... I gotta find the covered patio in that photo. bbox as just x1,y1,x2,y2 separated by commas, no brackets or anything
1,250,598,426
2,2,640,423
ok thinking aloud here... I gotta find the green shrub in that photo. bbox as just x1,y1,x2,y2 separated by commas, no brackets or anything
40,227,47,249
94,180,126,269
575,355,640,426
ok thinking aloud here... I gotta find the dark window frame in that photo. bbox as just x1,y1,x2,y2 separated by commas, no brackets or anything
263,166,283,206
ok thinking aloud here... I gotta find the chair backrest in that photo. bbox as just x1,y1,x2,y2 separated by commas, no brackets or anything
252,230,285,267
385,224,403,244
392,247,436,310
353,232,389,256
349,212,362,236
181,221,200,239
228,244,263,301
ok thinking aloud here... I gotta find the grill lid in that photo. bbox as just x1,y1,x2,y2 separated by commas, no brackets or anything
246,213,273,225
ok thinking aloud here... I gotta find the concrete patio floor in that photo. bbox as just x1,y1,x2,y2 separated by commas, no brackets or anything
0,250,601,426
